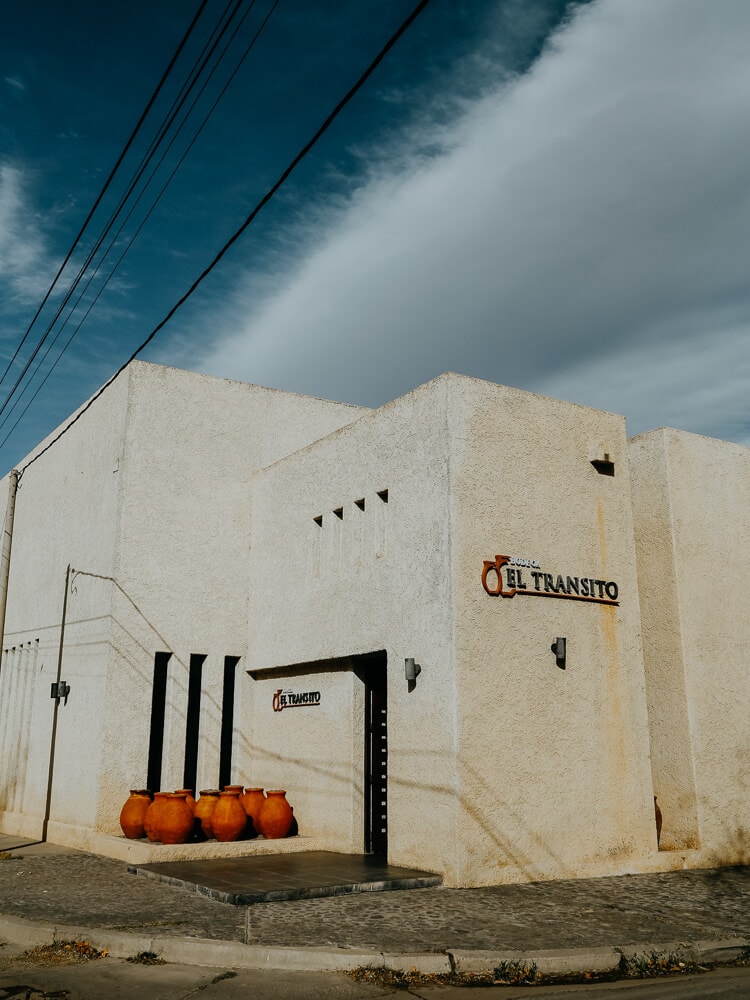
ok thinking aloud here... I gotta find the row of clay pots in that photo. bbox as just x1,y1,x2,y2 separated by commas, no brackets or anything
119,787,295,844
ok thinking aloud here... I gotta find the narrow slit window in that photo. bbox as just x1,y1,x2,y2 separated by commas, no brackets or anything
219,656,240,790
147,652,171,792
183,654,206,792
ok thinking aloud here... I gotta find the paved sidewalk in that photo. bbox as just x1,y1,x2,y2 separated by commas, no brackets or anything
1,836,748,974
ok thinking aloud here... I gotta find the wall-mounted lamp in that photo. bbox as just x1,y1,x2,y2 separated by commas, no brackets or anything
50,680,71,705
404,657,421,688
550,637,566,670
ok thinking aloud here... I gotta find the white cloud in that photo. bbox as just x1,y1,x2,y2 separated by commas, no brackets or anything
0,163,50,306
537,318,750,446
195,0,750,445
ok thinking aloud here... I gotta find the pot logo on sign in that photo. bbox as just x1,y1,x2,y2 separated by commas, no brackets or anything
482,554,619,606
272,689,321,712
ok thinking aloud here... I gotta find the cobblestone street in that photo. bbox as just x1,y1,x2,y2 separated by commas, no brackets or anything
1,840,748,954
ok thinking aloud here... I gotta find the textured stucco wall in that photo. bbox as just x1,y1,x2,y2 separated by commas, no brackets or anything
448,376,656,885
3,361,745,883
0,374,130,837
630,428,750,864
96,362,367,834
628,430,700,850
0,362,365,841
248,377,460,879
248,663,364,852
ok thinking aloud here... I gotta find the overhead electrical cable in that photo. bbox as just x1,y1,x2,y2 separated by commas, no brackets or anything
19,0,434,476
0,0,248,423
0,0,281,446
0,0,211,394
0,0,268,438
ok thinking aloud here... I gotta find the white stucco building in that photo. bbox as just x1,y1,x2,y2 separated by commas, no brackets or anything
0,362,747,887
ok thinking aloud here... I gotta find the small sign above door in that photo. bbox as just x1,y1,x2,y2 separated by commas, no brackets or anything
272,688,321,712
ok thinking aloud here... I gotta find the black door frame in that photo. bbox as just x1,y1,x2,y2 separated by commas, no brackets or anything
358,651,388,856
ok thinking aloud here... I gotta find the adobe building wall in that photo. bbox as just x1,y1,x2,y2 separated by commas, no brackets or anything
0,363,366,846
248,663,365,855
1,363,745,884
93,362,368,840
247,377,461,878
629,428,750,866
0,373,131,839
446,376,656,885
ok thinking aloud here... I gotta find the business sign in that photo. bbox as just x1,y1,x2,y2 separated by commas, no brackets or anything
482,554,619,606
272,688,321,712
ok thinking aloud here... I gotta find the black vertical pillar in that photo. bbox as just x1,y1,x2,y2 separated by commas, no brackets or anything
219,656,240,789
147,651,171,792
183,654,205,791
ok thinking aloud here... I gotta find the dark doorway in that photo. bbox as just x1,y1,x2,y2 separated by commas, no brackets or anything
359,651,388,856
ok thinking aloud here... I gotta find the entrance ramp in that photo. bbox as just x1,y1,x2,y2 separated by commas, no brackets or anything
128,850,442,905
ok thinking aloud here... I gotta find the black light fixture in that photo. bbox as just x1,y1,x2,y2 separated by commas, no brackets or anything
551,637,566,670
50,680,71,704
404,657,421,687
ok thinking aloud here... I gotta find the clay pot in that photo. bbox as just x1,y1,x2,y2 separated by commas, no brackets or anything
654,796,663,847
212,790,248,842
257,789,294,839
119,789,152,839
174,789,197,815
224,784,244,794
155,793,195,845
194,789,220,840
240,787,265,838
144,792,171,842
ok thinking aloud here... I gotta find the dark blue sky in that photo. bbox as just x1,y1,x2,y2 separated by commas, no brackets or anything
2,0,748,471
0,0,573,469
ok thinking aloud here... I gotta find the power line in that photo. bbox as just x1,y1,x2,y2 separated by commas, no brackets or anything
0,0,281,448
0,0,247,424
19,0,434,477
0,0,266,438
0,0,210,394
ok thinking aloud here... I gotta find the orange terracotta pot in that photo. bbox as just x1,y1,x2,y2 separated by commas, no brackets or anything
257,790,294,840
223,784,244,795
174,789,197,815
212,790,248,842
144,792,170,842
240,787,265,838
119,789,152,839
155,793,194,845
194,789,220,840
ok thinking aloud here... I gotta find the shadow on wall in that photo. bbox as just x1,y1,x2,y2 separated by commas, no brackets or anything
0,571,218,831
0,580,710,882
75,569,235,764
236,729,571,881
693,770,750,868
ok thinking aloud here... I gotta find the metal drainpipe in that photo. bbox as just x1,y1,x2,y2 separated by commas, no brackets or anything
0,469,20,680
41,563,72,843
